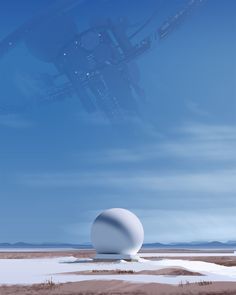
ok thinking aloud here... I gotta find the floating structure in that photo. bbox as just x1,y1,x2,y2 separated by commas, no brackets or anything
0,0,205,119
91,208,144,261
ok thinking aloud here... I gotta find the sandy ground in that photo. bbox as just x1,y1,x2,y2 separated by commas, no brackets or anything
67,268,202,276
2,280,236,295
0,250,95,259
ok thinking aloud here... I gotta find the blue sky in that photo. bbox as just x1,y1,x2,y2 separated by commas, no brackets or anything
0,0,235,243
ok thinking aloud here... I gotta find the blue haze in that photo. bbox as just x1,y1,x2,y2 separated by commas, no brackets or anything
0,0,235,243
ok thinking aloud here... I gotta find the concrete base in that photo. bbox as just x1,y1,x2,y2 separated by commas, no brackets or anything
93,253,141,262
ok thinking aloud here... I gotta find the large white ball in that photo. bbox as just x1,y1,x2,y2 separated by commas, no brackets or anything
91,208,144,255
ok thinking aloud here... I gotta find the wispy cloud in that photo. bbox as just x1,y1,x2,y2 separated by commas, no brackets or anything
136,208,236,243
18,168,236,194
13,122,236,243
163,123,236,162
75,123,236,164
18,123,236,195
62,208,236,243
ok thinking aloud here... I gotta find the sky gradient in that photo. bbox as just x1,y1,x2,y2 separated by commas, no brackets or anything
0,0,235,244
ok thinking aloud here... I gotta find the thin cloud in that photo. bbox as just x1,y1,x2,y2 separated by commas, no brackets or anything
135,208,236,243
74,123,236,164
18,168,236,194
17,123,236,195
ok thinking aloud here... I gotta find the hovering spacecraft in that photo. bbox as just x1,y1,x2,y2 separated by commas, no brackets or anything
0,0,205,119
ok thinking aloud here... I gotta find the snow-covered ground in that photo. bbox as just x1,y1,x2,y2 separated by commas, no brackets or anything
1,255,236,285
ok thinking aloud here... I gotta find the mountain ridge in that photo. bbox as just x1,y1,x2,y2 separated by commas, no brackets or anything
1,241,236,249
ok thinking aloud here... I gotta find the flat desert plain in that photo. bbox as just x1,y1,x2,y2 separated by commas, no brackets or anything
1,249,236,294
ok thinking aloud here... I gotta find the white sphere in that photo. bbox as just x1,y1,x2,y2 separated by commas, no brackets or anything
91,208,144,255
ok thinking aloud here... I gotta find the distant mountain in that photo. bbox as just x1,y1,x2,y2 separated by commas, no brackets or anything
144,241,236,249
0,242,91,249
1,241,236,249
